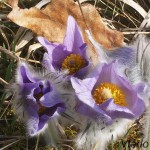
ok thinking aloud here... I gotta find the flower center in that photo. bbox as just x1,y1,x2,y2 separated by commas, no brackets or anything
62,54,86,75
93,83,126,106
34,85,47,116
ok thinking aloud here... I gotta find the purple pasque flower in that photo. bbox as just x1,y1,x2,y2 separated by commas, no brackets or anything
38,16,90,78
14,62,65,136
71,61,146,125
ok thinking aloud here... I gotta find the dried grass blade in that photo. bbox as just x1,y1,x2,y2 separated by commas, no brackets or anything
133,10,150,39
35,0,51,9
0,139,21,150
0,27,10,50
26,43,42,59
0,77,8,85
120,0,147,18
12,27,26,46
0,46,19,60
15,31,34,55
140,10,150,28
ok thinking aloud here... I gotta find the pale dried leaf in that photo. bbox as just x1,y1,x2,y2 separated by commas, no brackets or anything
8,7,65,43
6,0,18,8
7,0,124,62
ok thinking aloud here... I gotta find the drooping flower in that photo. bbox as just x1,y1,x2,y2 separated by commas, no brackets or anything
13,62,65,136
38,16,90,78
71,61,146,124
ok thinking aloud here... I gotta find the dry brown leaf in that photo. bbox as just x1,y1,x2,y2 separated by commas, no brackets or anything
7,0,18,8
7,0,124,62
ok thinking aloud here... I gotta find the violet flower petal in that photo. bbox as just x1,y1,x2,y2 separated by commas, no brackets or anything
71,77,98,95
63,16,84,54
38,36,59,51
18,63,38,83
43,103,65,117
38,104,65,132
79,43,87,58
74,61,90,79
76,100,112,124
42,53,55,71
131,97,146,117
25,104,39,135
51,44,70,69
42,44,70,70
38,37,68,70
38,115,49,131
99,99,135,119
40,92,64,108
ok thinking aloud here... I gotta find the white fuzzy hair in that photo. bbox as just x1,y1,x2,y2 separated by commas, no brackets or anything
75,118,133,150
129,35,150,150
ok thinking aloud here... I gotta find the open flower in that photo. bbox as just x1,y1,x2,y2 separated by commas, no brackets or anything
38,16,90,78
13,62,65,136
71,61,146,124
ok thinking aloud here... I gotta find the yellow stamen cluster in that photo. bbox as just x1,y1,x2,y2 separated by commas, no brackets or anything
93,83,126,106
62,54,86,75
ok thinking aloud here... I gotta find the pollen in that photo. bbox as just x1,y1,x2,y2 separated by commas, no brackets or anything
62,54,86,75
93,83,127,106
